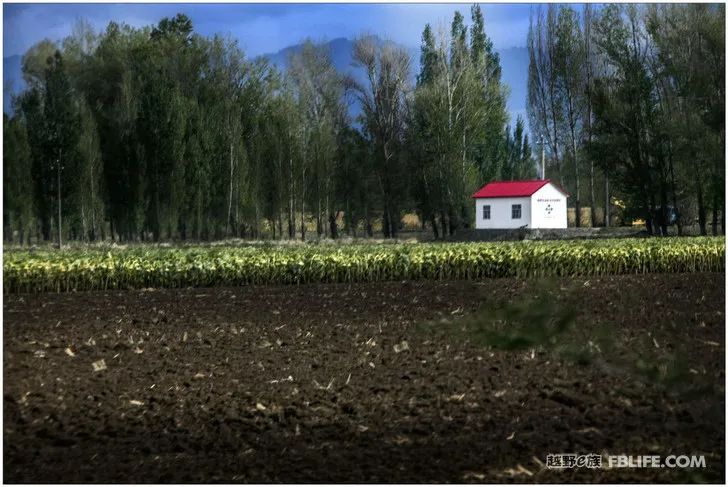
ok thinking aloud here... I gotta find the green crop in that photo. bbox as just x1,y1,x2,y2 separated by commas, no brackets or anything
3,237,724,293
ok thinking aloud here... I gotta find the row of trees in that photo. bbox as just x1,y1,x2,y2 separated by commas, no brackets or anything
527,3,724,234
5,4,723,243
5,8,528,244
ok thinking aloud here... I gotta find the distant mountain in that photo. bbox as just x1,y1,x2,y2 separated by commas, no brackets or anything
262,36,370,75
3,39,529,125
3,54,24,115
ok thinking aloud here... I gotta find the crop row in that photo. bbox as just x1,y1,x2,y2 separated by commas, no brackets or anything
3,237,724,293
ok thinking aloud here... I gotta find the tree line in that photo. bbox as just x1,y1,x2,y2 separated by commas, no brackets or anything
5,8,529,244
4,4,724,244
527,3,724,235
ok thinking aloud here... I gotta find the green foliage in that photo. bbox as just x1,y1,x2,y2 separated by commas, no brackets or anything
528,3,725,235
4,115,35,244
4,237,723,293
287,40,348,239
500,116,535,180
410,7,509,237
4,6,724,243
422,274,720,422
428,283,577,350
351,36,411,238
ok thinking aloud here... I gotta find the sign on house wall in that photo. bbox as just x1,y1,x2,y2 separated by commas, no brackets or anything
537,197,562,220
530,185,567,229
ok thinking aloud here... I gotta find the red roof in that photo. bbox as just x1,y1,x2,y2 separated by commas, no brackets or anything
472,179,567,198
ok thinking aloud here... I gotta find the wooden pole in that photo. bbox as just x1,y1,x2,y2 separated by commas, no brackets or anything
540,134,546,180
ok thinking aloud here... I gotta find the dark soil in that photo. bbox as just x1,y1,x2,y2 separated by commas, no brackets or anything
4,273,725,483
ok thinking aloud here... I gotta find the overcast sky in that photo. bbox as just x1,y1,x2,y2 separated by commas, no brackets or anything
4,3,534,58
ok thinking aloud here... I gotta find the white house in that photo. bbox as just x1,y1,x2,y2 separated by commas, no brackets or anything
472,179,569,229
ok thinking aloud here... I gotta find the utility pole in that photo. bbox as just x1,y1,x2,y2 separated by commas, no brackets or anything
540,134,546,180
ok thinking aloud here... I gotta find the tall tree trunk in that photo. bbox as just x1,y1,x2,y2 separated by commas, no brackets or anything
225,141,234,238
345,198,351,236
325,192,330,238
430,214,439,240
300,160,306,240
301,200,306,240
364,205,372,238
440,210,448,239
585,4,596,228
300,194,306,241
153,187,161,242
81,206,88,242
604,171,610,227
90,161,97,241
711,190,719,236
329,211,339,240
234,187,240,238
572,137,580,228
57,150,62,249
448,206,457,235
6,213,12,244
659,185,669,237
645,195,655,236
697,175,707,236
254,203,260,239
316,195,322,238
288,156,295,239
667,143,683,236
589,161,595,227
382,203,390,238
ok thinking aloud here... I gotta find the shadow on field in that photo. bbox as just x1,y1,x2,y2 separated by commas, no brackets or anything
5,392,720,483
4,274,725,483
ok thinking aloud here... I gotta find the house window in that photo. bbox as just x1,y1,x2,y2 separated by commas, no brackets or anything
511,204,522,219
483,205,491,220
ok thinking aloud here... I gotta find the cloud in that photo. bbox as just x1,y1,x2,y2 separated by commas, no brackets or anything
376,3,530,49
4,3,176,56
222,5,366,57
3,3,533,58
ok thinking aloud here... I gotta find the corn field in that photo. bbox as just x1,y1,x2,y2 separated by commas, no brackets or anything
3,237,724,293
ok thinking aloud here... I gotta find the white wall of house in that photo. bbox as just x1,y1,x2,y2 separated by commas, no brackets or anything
530,184,568,229
474,197,531,229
